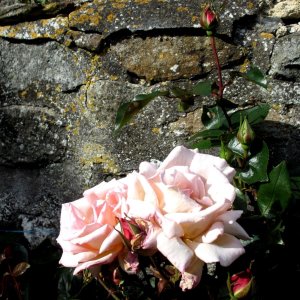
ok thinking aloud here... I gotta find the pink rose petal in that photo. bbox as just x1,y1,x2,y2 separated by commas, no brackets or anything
217,211,250,240
157,232,194,272
190,233,245,266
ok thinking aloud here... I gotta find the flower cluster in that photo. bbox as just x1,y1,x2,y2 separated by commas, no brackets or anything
57,146,249,291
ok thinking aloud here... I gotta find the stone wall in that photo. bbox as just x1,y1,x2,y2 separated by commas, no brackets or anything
0,0,299,246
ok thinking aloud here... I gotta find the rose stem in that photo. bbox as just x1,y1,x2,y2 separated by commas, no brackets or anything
210,34,233,130
97,274,120,300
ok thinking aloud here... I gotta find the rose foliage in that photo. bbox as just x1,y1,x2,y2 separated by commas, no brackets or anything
57,146,249,291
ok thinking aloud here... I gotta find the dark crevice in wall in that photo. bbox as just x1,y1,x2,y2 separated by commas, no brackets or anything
126,70,145,84
282,18,300,25
1,36,55,45
61,84,85,94
0,3,76,26
68,27,103,35
96,27,235,54
231,14,258,44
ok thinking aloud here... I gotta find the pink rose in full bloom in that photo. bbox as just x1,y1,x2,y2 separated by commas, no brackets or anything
57,179,129,274
127,146,249,290
57,145,249,291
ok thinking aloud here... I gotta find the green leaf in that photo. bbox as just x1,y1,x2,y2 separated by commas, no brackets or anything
189,128,225,141
239,141,269,184
243,65,268,88
192,80,212,96
177,99,194,112
290,176,300,200
202,105,229,129
189,139,219,150
233,188,248,211
57,268,74,300
228,137,245,158
170,86,192,98
232,65,268,88
257,161,292,217
188,129,225,149
114,90,169,131
230,104,270,129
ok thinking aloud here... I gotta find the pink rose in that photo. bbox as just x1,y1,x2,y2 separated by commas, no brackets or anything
129,146,249,290
57,145,249,290
57,179,129,274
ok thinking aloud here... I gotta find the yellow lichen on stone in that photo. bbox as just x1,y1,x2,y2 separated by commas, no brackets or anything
36,92,44,99
110,75,119,81
107,13,116,22
177,6,189,13
192,15,199,23
83,54,102,87
110,0,129,9
239,59,251,73
66,119,81,136
19,90,28,99
247,2,254,9
68,3,102,28
0,17,69,41
54,85,62,93
134,0,150,4
64,102,77,114
80,143,119,173
152,127,161,134
260,32,274,39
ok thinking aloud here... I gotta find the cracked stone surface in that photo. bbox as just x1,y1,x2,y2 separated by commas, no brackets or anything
106,35,244,82
268,0,300,19
0,0,299,246
269,33,300,81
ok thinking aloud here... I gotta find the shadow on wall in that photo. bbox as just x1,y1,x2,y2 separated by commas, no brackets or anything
255,120,300,171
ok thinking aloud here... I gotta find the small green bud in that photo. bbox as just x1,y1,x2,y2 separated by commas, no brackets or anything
220,141,233,162
237,117,255,146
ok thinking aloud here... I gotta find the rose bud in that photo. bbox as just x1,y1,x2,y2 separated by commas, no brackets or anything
200,5,218,35
117,217,156,256
230,268,253,299
237,117,255,147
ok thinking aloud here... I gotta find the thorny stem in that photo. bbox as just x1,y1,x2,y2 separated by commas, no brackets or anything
97,274,120,300
210,34,233,130
210,35,224,99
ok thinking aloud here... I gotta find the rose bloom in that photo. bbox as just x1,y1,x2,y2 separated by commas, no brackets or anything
126,146,249,290
56,178,130,274
57,146,248,290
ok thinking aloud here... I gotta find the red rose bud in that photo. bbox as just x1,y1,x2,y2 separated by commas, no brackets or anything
200,5,218,35
237,117,255,147
230,268,253,299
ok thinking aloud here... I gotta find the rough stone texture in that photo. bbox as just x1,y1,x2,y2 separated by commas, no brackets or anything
269,33,300,81
0,0,299,246
268,0,300,19
0,105,67,166
107,36,244,82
